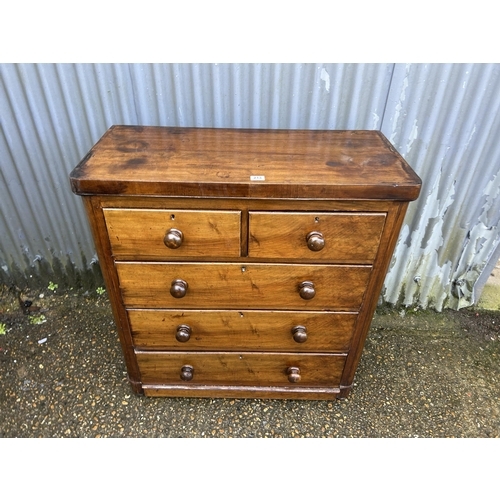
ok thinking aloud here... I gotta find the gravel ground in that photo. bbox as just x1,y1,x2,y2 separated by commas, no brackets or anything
1,284,499,439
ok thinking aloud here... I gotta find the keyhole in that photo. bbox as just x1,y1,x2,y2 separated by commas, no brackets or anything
171,214,175,220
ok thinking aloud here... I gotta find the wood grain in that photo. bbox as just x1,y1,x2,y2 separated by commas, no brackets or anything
142,384,340,400
70,126,422,399
136,350,346,387
128,309,357,351
81,197,144,393
70,126,422,200
249,211,386,262
103,208,241,259
116,262,372,310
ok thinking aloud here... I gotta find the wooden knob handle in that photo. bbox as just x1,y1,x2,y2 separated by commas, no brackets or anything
164,228,184,249
292,325,307,343
176,324,191,342
298,281,315,300
170,279,188,298
306,231,325,251
287,367,301,383
180,365,194,381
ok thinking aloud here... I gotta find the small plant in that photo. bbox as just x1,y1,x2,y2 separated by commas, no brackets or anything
96,286,106,296
48,281,58,291
0,323,6,335
29,314,46,325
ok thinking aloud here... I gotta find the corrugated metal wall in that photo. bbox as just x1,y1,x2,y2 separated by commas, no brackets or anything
381,64,500,310
1,63,499,310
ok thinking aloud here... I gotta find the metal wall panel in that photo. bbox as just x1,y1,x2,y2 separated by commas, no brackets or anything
0,63,393,289
123,63,394,130
381,63,500,310
1,63,499,310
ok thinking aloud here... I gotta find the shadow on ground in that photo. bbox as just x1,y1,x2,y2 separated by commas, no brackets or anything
1,284,499,438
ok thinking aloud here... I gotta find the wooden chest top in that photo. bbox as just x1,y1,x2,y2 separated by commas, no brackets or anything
69,126,421,200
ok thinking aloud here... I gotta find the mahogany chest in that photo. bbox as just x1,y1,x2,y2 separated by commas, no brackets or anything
69,126,421,399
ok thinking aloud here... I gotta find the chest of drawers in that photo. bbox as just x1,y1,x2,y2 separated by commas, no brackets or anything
69,126,421,400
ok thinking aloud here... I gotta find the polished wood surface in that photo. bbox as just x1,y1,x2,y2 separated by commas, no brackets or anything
249,211,386,262
142,384,341,399
70,126,421,200
116,262,372,310
127,309,357,351
103,208,241,259
136,351,346,387
70,126,421,399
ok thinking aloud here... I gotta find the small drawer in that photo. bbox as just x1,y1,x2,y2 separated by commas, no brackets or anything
128,309,358,351
136,351,347,387
103,208,241,259
248,211,386,262
116,262,372,311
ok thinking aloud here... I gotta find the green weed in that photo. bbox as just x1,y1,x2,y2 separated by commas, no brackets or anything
29,315,46,325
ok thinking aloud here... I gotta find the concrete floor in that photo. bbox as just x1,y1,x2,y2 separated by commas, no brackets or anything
1,283,499,440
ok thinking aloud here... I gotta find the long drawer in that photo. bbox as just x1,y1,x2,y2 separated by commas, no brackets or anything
128,309,358,351
116,262,372,310
135,351,347,387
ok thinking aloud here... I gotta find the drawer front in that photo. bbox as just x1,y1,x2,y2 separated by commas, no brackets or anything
248,212,386,262
116,262,372,310
128,309,358,351
103,208,241,259
136,351,346,387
